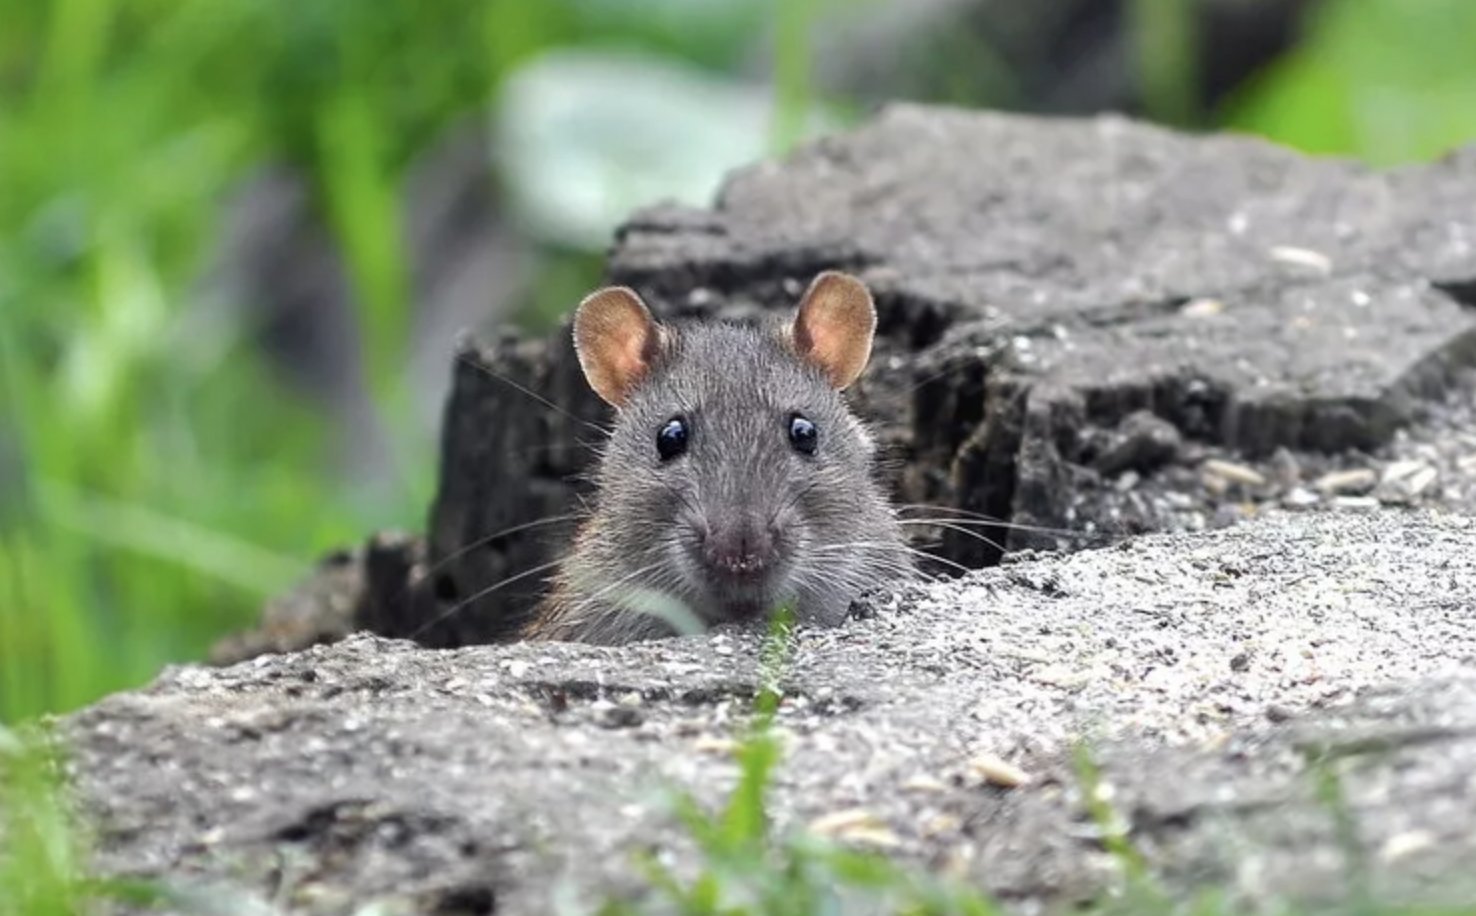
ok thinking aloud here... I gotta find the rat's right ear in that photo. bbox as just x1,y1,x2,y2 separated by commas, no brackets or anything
573,287,664,407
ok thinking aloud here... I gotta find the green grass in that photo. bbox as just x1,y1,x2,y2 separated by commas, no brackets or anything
1129,0,1202,128
770,0,818,155
1223,0,1476,165
0,724,167,915
0,0,511,722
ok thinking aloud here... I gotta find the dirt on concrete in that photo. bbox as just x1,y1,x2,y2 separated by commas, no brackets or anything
70,510,1476,914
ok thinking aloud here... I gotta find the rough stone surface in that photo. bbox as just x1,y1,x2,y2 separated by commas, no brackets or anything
377,105,1476,646
65,511,1476,913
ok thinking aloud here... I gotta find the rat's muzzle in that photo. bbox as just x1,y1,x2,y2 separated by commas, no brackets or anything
699,517,779,584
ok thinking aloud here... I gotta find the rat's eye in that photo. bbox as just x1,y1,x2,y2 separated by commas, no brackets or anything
657,416,689,461
788,415,818,455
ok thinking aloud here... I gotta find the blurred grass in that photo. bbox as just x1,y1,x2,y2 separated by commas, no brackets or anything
0,0,513,722
0,724,169,915
0,725,97,916
1129,0,1201,127
1224,0,1476,164
770,0,817,154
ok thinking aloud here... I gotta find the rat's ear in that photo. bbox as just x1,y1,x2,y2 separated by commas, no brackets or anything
573,286,664,407
789,271,876,390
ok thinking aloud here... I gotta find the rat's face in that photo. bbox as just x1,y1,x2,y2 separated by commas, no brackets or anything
572,273,888,629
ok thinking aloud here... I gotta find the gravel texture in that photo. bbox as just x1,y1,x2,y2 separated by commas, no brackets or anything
70,510,1476,913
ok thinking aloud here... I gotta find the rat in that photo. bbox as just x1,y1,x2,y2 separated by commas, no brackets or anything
521,271,911,644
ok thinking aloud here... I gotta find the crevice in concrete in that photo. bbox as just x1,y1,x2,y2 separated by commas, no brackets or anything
1434,278,1476,311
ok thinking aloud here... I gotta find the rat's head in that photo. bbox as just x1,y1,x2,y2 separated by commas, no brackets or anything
572,272,894,629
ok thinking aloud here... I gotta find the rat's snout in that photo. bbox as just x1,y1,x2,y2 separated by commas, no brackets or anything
699,515,778,582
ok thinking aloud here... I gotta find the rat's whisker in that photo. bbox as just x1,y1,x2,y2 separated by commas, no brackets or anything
893,545,974,576
570,560,668,618
457,352,610,435
898,519,1007,553
903,363,985,396
500,442,592,462
894,504,1085,537
895,503,1010,519
796,549,917,579
805,560,937,591
771,478,824,525
411,558,565,640
658,480,703,521
574,561,697,636
901,516,1087,539
807,539,973,577
380,514,582,625
791,557,927,608
405,514,580,596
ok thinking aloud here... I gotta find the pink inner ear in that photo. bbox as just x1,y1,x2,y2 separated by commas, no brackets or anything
793,316,819,356
607,336,648,388
798,324,847,376
793,272,876,390
574,287,658,407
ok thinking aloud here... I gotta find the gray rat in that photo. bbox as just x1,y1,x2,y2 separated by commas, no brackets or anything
523,271,911,644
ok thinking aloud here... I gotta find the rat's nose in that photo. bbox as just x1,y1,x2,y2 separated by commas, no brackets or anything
701,518,776,580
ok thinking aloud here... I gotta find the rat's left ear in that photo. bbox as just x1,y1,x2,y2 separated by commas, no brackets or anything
789,271,876,390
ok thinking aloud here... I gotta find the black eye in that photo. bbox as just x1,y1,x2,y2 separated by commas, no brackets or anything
657,416,689,461
788,415,818,455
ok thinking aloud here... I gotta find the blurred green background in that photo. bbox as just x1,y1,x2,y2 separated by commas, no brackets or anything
3,0,1475,724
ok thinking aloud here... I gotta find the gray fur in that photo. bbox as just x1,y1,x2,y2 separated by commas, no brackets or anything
531,315,909,644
